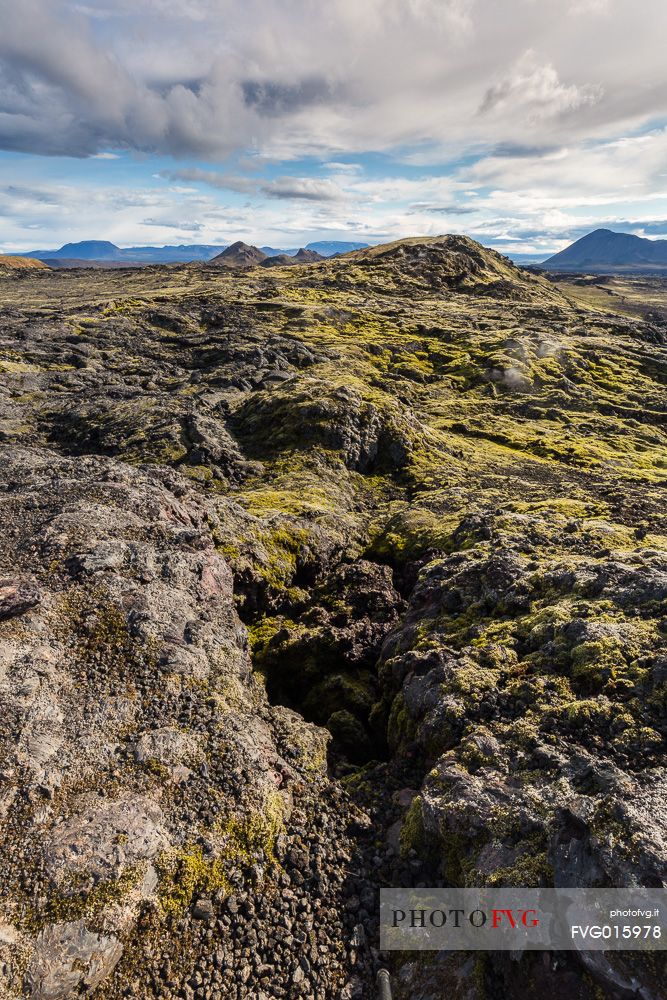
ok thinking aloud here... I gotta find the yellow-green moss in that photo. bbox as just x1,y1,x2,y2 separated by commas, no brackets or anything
481,850,553,888
155,847,230,916
22,863,147,933
399,797,427,858
156,793,285,916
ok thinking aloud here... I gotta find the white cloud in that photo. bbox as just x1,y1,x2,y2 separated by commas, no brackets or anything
161,169,257,193
1,0,665,160
569,0,610,14
479,50,602,121
2,0,667,255
260,177,346,201
463,127,667,203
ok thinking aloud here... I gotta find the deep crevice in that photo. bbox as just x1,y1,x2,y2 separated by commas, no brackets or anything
241,555,404,767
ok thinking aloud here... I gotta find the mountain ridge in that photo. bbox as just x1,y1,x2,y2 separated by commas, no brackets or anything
260,247,325,268
16,238,370,265
543,228,667,273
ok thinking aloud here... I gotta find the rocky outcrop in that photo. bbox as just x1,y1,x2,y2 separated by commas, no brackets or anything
294,248,324,263
0,445,331,998
231,377,426,473
260,254,295,268
26,921,124,1000
342,234,563,300
251,560,405,761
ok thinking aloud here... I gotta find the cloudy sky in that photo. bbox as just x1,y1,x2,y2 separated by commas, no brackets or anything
1,0,667,256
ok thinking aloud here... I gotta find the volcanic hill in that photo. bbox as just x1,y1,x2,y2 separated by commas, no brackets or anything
543,227,667,274
261,248,325,268
0,256,49,271
210,241,268,268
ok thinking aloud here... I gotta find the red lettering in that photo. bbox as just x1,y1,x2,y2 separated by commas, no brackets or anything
492,909,517,928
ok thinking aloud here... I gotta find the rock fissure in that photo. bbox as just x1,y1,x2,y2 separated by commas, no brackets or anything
245,556,404,768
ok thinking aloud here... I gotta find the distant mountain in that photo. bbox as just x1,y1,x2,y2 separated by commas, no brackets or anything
21,241,228,264
260,246,299,257
22,240,125,261
504,253,549,265
261,242,368,257
305,240,369,256
294,248,324,262
260,247,325,268
542,229,667,273
15,238,370,267
59,241,125,260
117,245,227,263
210,241,267,268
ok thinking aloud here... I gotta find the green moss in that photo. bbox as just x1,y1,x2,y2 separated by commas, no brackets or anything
181,464,214,482
481,850,553,888
157,794,285,916
158,442,189,463
571,637,627,691
560,697,613,728
506,497,608,519
289,727,330,774
367,507,458,564
216,791,285,867
22,863,146,933
387,693,415,750
242,485,335,517
241,520,315,595
399,797,427,858
248,615,300,656
141,758,171,780
612,723,662,752
449,661,501,702
155,847,230,916
440,830,485,886
102,297,148,315
459,742,495,773
0,359,44,373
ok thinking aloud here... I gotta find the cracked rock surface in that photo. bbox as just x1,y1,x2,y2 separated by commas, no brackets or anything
0,237,665,999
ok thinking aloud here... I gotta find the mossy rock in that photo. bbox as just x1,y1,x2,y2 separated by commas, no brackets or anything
326,710,374,763
231,377,423,473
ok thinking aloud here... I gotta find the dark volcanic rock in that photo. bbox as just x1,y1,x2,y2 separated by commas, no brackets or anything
260,253,295,268
0,577,41,620
260,248,324,268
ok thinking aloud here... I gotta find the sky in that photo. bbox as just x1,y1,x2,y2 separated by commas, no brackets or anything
1,0,667,258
